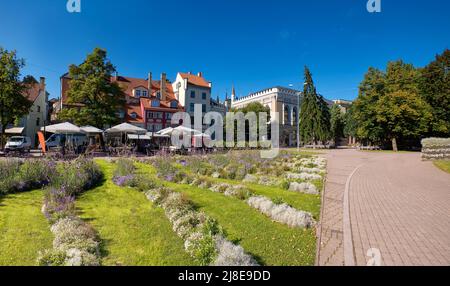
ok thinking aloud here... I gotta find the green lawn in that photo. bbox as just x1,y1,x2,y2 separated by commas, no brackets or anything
0,190,53,266
76,160,197,266
434,160,450,174
137,163,318,266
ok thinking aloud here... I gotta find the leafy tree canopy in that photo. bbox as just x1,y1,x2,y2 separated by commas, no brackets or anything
59,48,125,128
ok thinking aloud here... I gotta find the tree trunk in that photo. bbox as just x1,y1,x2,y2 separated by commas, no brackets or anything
0,124,4,151
392,138,398,152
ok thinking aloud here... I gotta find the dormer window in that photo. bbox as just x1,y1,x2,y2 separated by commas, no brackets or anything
135,90,141,98
170,101,178,109
152,100,160,108
156,91,161,100
130,112,138,119
142,90,148,97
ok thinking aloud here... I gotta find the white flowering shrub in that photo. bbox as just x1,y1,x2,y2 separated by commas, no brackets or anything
145,186,257,266
289,182,319,195
213,235,259,266
421,138,450,160
286,172,322,181
247,196,315,229
298,167,323,174
38,217,101,266
243,174,258,183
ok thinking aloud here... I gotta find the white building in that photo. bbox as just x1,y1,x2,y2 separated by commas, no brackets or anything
5,77,48,147
172,72,212,124
231,86,300,147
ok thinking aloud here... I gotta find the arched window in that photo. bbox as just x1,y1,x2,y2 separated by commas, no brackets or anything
170,101,178,109
293,107,298,125
284,106,290,125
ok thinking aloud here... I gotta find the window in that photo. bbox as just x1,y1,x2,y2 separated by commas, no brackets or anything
170,101,178,109
202,92,207,100
190,103,195,112
36,118,40,126
130,112,138,119
142,90,148,97
166,113,172,120
37,106,41,112
190,91,196,98
152,100,160,107
135,90,141,97
156,91,161,99
202,104,207,113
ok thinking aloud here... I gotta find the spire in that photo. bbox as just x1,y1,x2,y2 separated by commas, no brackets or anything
231,85,236,102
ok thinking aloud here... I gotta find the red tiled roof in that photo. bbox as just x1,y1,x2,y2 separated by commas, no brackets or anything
179,73,210,88
22,83,41,103
125,103,144,123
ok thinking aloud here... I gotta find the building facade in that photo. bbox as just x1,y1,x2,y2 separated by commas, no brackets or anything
172,72,212,125
231,86,300,147
115,73,184,132
5,77,48,147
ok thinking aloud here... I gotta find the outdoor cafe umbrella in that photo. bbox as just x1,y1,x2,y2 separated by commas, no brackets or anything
41,122,83,134
81,126,104,134
105,123,147,145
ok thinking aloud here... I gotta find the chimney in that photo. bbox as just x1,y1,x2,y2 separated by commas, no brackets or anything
148,72,152,96
160,73,167,101
197,72,203,78
39,77,46,90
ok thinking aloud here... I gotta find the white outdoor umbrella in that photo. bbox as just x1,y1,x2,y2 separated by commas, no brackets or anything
81,126,104,134
41,122,83,134
105,123,147,135
158,126,202,136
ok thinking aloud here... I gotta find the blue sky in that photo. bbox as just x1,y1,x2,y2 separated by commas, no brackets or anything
0,0,448,101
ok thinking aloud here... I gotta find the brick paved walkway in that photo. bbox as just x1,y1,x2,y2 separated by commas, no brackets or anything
317,149,450,266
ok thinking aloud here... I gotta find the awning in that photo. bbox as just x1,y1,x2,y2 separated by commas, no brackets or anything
148,132,170,138
127,134,151,140
5,127,25,135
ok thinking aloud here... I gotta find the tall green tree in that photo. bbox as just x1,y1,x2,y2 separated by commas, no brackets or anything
343,105,357,140
352,67,386,143
352,61,433,151
0,47,32,150
299,67,330,146
419,49,450,137
330,105,344,145
376,90,432,151
59,48,125,129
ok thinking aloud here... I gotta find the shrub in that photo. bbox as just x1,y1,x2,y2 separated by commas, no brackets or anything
42,188,76,223
37,249,67,266
422,138,450,160
286,172,322,181
113,158,136,177
288,182,319,195
247,196,315,229
53,158,103,195
213,235,259,266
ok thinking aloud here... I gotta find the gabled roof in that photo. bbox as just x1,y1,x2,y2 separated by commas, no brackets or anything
22,82,43,103
179,73,211,88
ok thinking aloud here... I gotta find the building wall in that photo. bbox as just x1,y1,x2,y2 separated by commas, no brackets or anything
23,89,48,147
231,87,300,147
